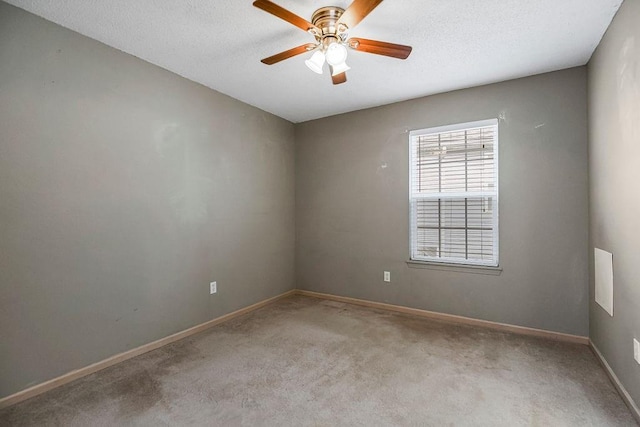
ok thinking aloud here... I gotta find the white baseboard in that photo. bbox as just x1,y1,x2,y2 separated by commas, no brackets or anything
0,289,296,409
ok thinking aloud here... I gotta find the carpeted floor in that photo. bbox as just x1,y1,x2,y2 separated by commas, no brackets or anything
1,295,637,426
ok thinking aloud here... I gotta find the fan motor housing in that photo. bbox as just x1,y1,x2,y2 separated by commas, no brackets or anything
311,6,346,38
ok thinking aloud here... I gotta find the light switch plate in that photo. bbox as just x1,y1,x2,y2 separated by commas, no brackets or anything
634,339,640,365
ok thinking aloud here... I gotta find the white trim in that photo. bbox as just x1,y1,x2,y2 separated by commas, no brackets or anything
409,133,417,262
409,118,499,138
408,118,499,268
406,260,502,275
411,255,498,267
493,120,500,267
410,191,498,199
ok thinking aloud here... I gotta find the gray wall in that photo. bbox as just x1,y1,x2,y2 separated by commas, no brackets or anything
0,2,295,398
296,68,589,337
588,0,640,408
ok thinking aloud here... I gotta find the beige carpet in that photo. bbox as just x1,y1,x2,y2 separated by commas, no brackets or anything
1,295,636,426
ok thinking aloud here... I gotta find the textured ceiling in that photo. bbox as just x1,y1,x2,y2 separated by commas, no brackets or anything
6,0,622,122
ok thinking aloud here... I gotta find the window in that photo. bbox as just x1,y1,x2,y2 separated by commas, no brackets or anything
409,119,498,267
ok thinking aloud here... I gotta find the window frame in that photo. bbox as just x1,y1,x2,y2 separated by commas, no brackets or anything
408,118,500,267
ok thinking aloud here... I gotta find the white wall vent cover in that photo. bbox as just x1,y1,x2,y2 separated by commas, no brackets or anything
594,248,614,316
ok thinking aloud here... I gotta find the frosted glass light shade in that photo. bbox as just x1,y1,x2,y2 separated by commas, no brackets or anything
325,43,348,66
331,61,350,76
305,51,325,74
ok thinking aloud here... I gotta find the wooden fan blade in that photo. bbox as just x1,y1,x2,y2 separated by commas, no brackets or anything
337,0,383,29
348,38,412,59
253,0,320,34
330,67,347,85
261,44,316,65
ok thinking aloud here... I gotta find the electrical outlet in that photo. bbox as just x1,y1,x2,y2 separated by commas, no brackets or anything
383,271,391,282
210,281,217,295
634,339,640,365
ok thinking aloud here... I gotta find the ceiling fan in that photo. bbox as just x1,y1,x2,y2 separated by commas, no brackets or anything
253,0,412,85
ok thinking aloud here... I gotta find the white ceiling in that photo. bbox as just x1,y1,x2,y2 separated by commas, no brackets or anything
7,0,622,123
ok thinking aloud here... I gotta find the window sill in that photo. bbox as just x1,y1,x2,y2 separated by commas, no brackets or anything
406,260,503,275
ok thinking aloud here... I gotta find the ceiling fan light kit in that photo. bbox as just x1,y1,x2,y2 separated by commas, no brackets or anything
325,42,348,66
253,0,412,85
330,61,350,76
305,50,326,74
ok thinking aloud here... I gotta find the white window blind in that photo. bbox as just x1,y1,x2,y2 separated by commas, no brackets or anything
409,119,499,266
